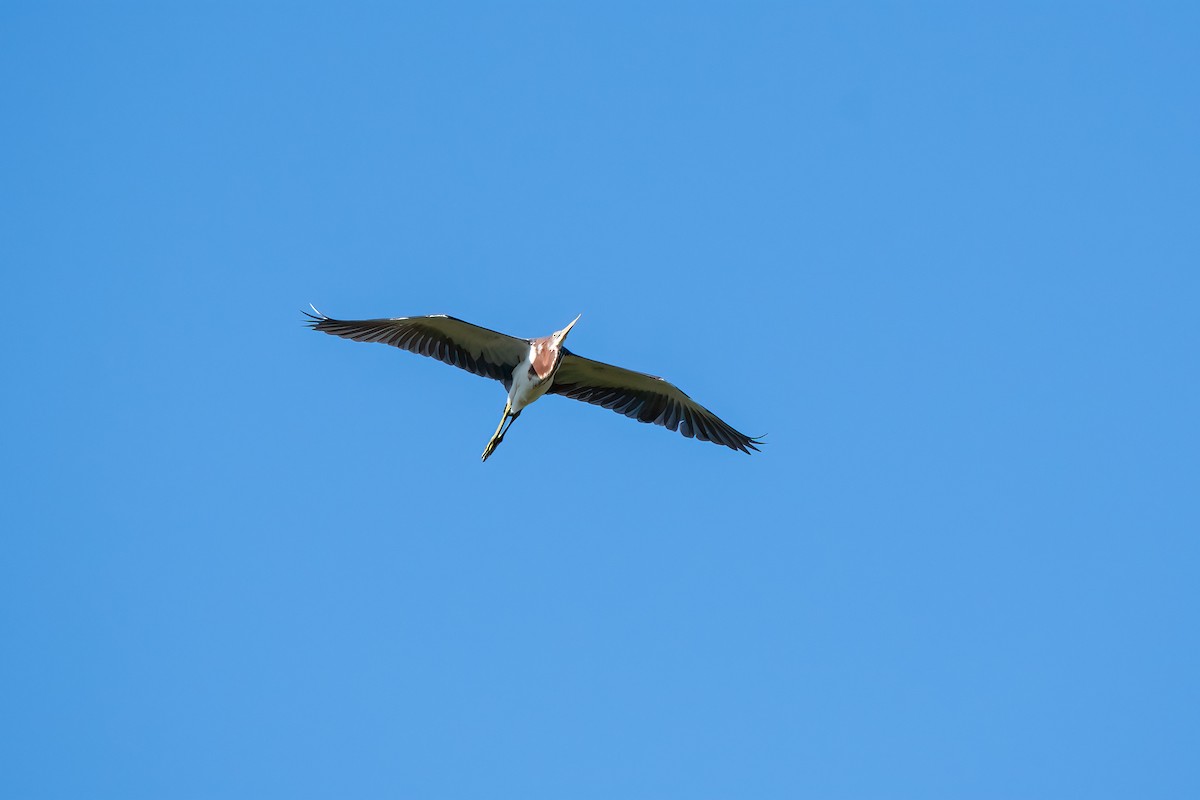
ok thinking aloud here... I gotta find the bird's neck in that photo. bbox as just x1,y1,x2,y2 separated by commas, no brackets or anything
529,338,560,380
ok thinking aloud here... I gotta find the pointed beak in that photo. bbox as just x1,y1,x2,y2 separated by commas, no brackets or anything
559,314,581,340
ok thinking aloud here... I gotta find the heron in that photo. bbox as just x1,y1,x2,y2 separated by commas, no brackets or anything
304,307,763,461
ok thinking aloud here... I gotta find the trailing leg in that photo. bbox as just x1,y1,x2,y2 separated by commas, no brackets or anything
482,402,517,462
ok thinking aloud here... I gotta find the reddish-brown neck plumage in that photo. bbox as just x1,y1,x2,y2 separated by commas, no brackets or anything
530,337,559,379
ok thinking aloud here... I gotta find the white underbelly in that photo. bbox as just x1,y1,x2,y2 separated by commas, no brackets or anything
508,362,551,413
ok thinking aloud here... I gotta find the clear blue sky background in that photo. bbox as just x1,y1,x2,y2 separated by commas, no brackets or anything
2,3,1197,798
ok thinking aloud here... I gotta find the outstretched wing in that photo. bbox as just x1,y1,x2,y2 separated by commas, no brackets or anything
549,352,762,453
305,309,530,385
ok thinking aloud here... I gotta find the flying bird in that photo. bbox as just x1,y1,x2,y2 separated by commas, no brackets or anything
304,307,763,461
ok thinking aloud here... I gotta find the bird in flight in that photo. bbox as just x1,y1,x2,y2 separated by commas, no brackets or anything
305,307,763,461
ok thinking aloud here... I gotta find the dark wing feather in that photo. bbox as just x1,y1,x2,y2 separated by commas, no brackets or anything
549,352,762,453
305,310,529,386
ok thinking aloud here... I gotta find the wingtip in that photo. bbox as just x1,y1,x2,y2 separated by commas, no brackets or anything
743,434,767,454
302,304,329,328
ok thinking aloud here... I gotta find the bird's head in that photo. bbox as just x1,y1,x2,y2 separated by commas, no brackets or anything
552,314,581,346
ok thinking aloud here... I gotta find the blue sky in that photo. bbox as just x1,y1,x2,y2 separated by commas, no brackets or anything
2,3,1197,797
